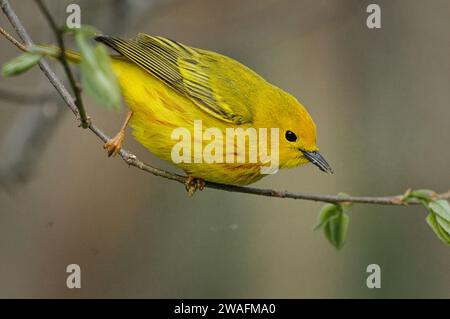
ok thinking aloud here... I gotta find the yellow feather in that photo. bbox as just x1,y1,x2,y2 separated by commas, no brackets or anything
100,34,327,185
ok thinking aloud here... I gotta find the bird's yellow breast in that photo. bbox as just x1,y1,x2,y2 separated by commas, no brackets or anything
111,59,266,185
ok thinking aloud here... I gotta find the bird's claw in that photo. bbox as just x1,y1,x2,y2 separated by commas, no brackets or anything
104,131,125,157
185,176,205,197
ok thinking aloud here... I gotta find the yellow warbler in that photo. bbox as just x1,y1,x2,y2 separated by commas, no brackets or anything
97,34,332,186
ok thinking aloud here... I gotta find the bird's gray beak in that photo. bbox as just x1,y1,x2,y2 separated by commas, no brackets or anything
301,150,333,174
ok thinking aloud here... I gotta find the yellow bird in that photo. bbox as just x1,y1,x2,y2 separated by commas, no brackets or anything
94,34,332,187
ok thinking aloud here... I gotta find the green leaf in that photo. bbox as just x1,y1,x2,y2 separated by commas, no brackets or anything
75,30,122,110
324,212,349,250
426,213,450,245
436,215,450,236
428,200,450,221
75,31,96,65
314,204,341,230
1,52,42,77
409,189,436,202
315,201,350,250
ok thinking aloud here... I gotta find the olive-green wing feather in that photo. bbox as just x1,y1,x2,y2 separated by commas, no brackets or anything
96,34,253,124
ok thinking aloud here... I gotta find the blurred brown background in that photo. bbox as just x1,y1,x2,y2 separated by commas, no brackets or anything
0,0,449,298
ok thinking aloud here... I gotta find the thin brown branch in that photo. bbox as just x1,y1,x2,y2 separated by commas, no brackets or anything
34,0,90,129
0,25,28,52
1,0,449,206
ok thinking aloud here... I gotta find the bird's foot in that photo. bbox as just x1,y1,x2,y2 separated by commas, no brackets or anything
104,130,125,157
185,176,205,197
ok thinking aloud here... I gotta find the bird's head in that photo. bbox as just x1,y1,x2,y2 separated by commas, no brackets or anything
270,93,333,173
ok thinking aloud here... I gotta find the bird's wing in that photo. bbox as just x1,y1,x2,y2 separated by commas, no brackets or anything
96,34,253,124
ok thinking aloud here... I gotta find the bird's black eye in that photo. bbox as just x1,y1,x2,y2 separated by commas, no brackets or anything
285,130,297,142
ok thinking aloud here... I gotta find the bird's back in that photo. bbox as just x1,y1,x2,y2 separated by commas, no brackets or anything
96,34,276,125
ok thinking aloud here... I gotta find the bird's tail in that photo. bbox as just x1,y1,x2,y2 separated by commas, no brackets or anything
36,44,82,64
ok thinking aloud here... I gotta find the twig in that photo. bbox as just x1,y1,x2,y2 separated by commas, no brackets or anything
0,25,27,51
1,1,77,113
1,0,449,206
34,0,90,129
